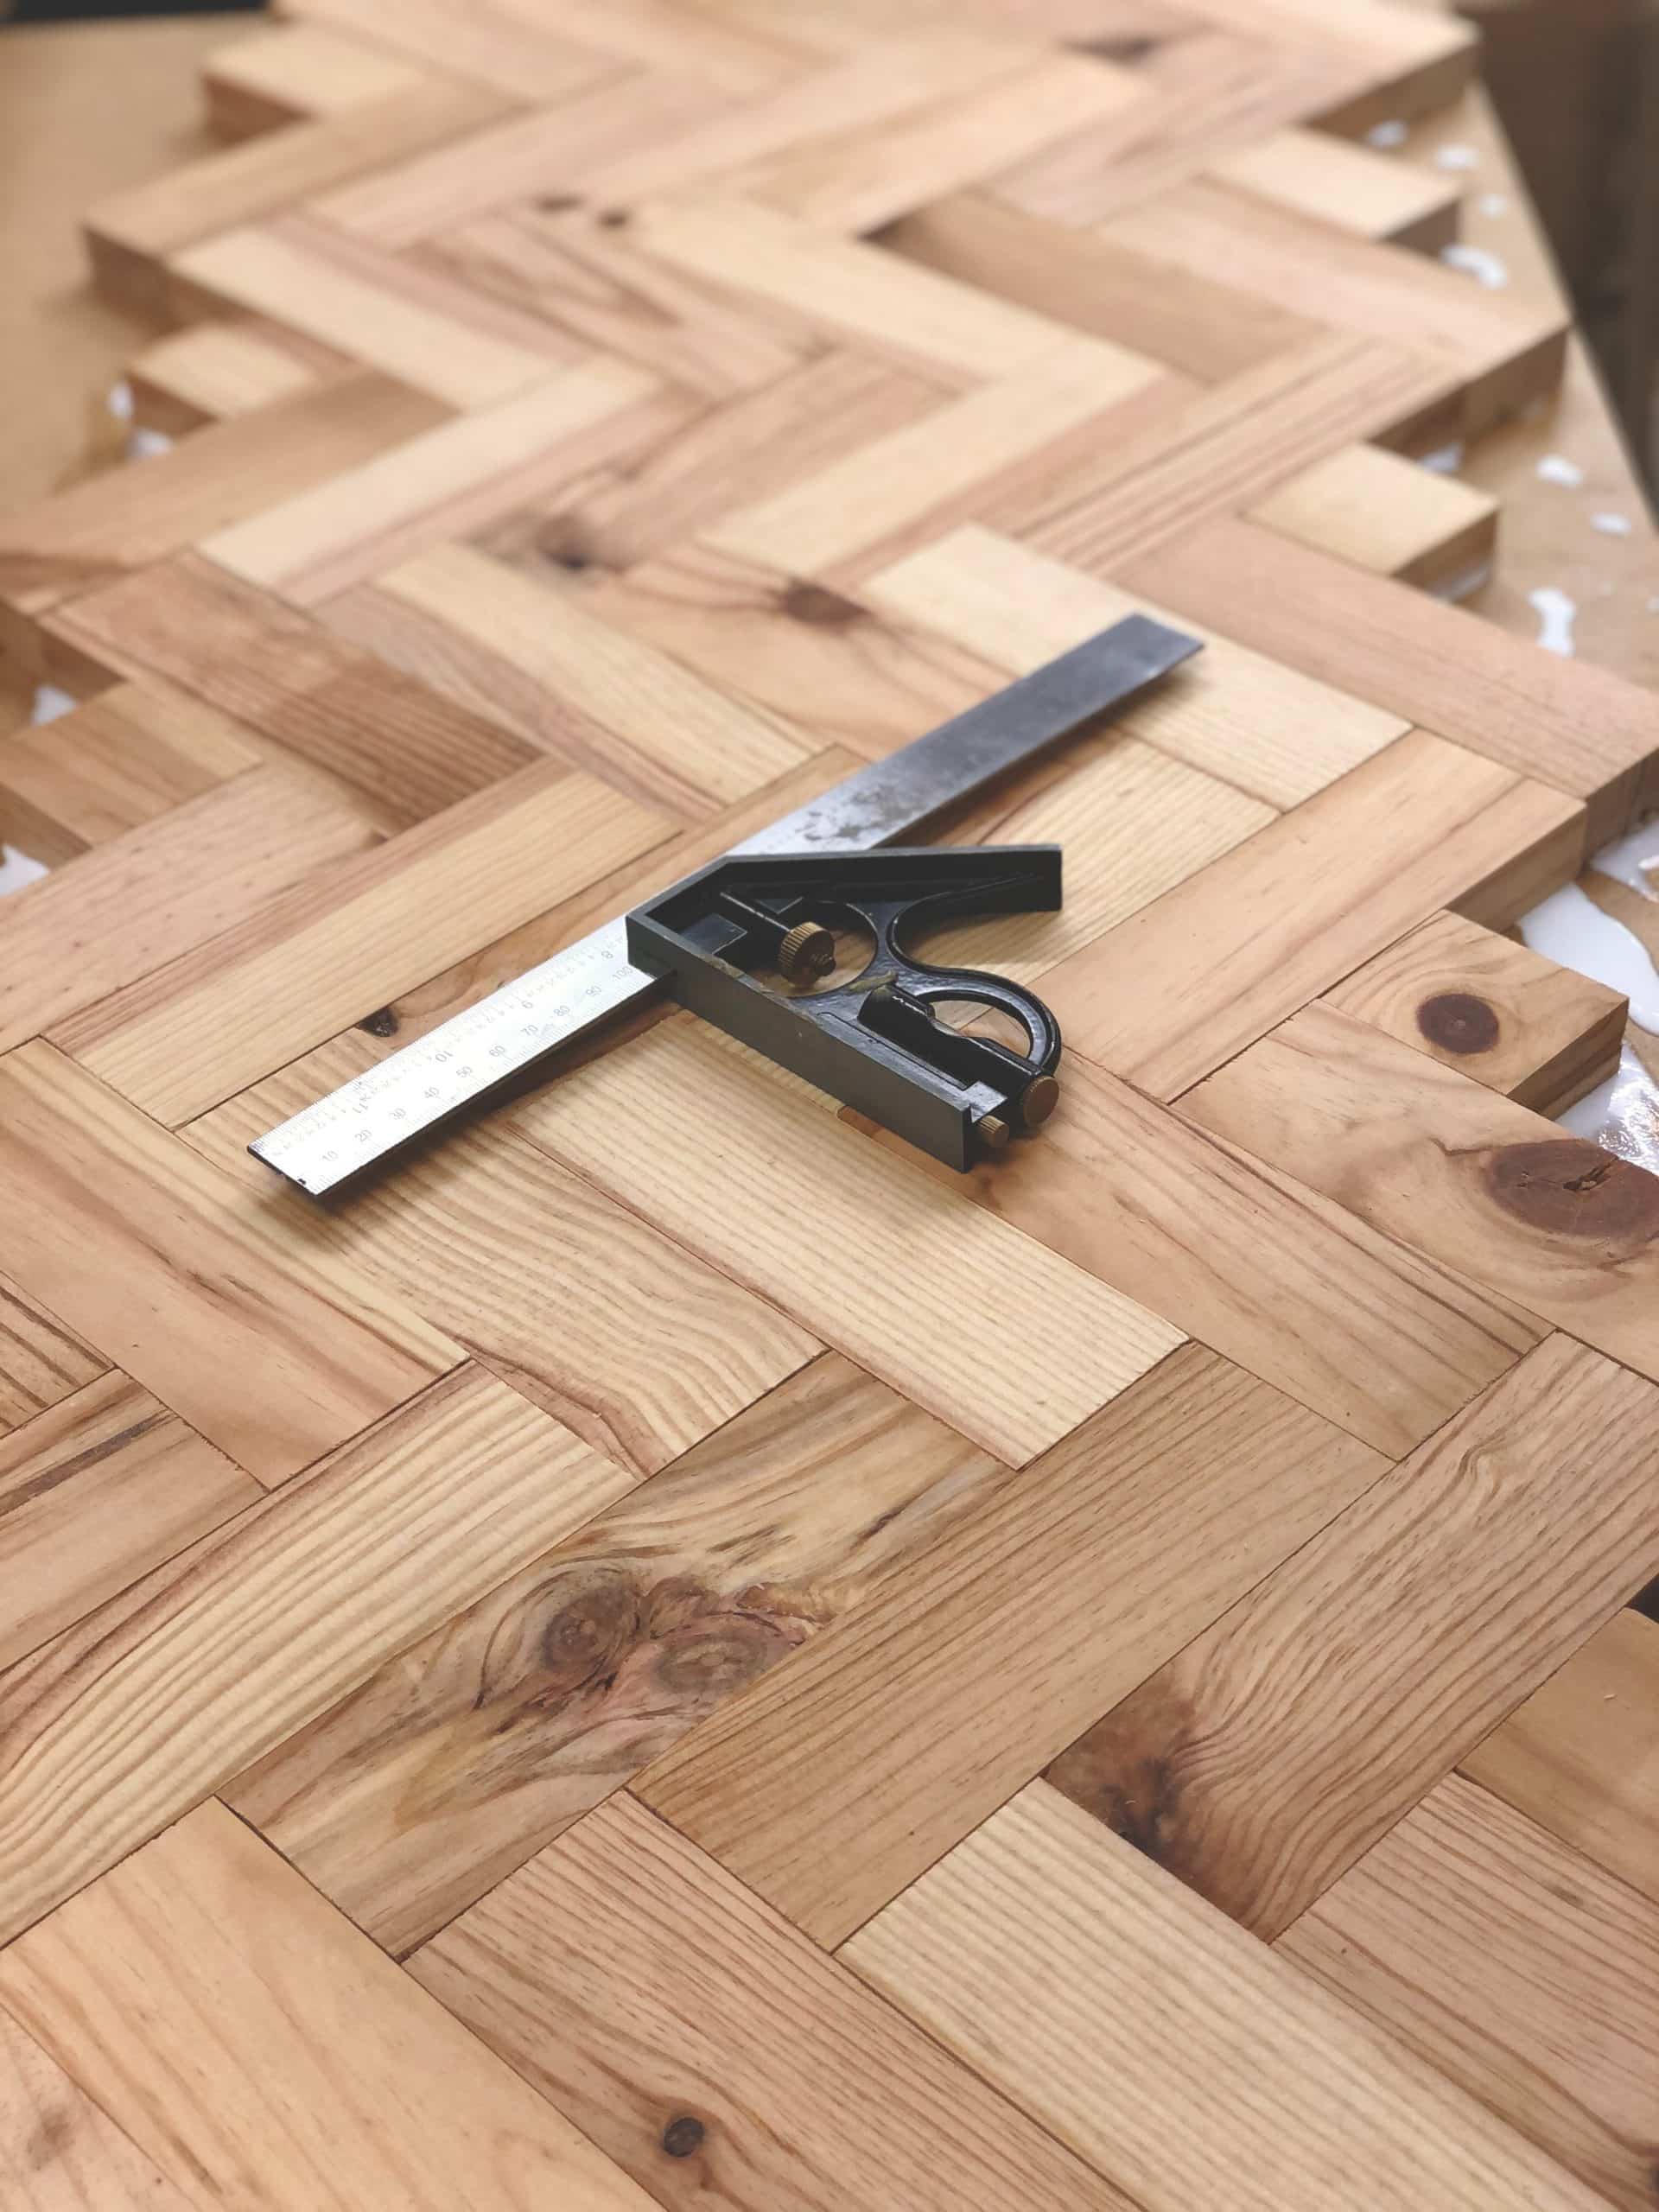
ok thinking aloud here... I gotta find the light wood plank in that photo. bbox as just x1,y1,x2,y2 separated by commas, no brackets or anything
315,70,733,248
227,1356,1001,1953
582,537,1004,764
48,556,541,830
900,730,1275,979
564,29,1038,207
204,23,430,137
880,188,1327,384
181,744,868,1186
0,1999,187,2209
1183,1000,1659,1385
746,51,1147,234
852,1047,1539,1457
1248,442,1498,592
125,319,339,435
57,758,669,1124
0,1283,105,1440
1099,177,1562,433
631,192,1084,380
366,544,814,808
844,1780,1603,2212
702,340,1171,584
0,1044,456,1484
1211,125,1460,250
202,359,683,605
186,1103,817,1479
419,202,810,400
273,0,624,101
0,1802,653,2209
0,765,377,1055
1280,1771,1659,2212
1046,1334,1659,1936
499,346,945,575
514,1014,1183,1466
1325,909,1628,1116
0,1365,629,1945
1461,1607,1659,1910
86,76,510,310
1018,331,1457,575
410,1791,1140,2212
0,681,260,865
0,372,446,622
0,1376,259,1674
1122,515,1658,844
863,522,1408,806
639,1346,1384,1943
1038,731,1584,1098
987,27,1374,229
168,216,577,408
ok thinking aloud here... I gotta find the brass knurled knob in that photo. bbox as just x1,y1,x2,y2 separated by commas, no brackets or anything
778,920,836,985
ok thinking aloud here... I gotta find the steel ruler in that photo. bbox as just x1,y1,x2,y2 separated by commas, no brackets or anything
251,614,1201,1197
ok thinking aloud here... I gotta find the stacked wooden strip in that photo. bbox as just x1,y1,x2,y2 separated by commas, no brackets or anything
0,3,1656,2206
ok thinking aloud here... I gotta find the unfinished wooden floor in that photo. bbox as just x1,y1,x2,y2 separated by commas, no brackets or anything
2,2,1657,2205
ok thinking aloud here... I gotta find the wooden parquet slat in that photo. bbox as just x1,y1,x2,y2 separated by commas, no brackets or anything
3,0,1658,2196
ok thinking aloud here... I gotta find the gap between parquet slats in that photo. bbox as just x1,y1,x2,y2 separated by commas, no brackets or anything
2,3,1658,2208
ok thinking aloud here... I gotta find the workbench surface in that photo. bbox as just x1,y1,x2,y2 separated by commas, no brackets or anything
0,5,1656,2208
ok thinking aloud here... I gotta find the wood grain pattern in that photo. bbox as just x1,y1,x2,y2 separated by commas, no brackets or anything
49,556,545,829
1183,1000,1659,1383
313,70,734,248
630,193,1086,380
201,359,685,604
0,1366,629,1945
1280,1773,1659,2212
1046,1334,1659,1938
364,543,815,807
1325,909,1628,1116
276,0,625,100
0,1285,105,1441
482,346,944,575
0,1375,258,1674
863,522,1409,806
880,188,1328,384
852,1047,1540,1457
419,203,811,400
1038,730,1584,1099
0,1045,456,1484
582,537,1004,763
0,1801,653,2209
228,1356,1001,1952
184,1103,817,1478
514,1014,1183,1466
1460,1606,1659,1912
0,1999,187,2209
639,1345,1384,1943
0,765,377,1055
168,217,580,408
0,681,259,865
3,0,1648,2183
56,760,668,1124
1122,515,1659,842
411,1790,1141,2212
0,372,446,621
1211,125,1460,248
203,23,431,137
1017,332,1458,576
1097,177,1562,433
1248,442,1498,590
86,76,511,310
125,319,336,435
844,1779,1605,2212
